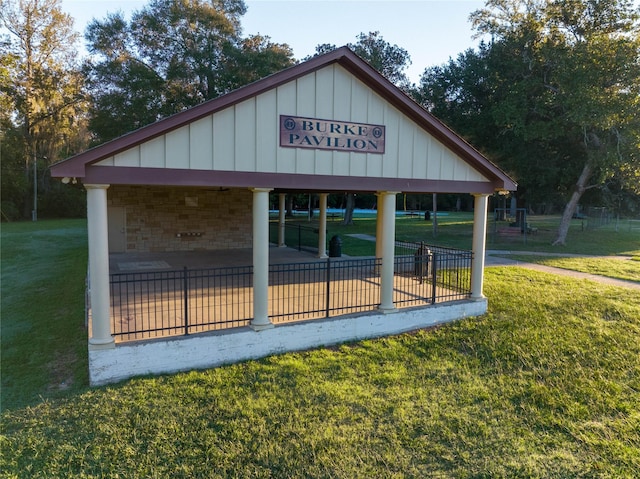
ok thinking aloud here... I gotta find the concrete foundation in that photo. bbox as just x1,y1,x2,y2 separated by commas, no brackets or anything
88,298,487,386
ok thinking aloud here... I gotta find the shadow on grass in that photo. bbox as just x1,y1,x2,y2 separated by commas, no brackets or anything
1,219,90,410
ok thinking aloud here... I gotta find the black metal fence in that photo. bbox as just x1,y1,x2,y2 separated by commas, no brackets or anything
270,257,382,323
269,221,322,253
394,241,473,305
109,246,472,342
584,207,613,230
110,266,253,341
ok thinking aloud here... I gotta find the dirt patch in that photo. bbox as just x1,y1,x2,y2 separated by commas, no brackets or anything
46,350,78,392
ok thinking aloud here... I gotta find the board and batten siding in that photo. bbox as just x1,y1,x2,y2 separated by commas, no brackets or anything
96,64,487,184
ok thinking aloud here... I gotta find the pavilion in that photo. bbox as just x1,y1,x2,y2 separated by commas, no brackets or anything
51,47,516,385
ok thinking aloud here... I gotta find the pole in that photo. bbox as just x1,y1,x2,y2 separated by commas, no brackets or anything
183,266,189,335
32,152,37,222
471,194,489,300
432,193,437,237
249,187,274,331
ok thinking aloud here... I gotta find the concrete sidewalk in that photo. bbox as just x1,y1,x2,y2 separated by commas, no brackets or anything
485,250,640,291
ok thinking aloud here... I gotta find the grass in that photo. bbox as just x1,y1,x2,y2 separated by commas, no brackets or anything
282,212,640,257
2,268,639,477
2,217,640,477
1,219,89,410
486,216,640,256
503,254,640,283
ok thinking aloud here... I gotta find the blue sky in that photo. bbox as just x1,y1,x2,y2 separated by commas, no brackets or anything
61,0,486,84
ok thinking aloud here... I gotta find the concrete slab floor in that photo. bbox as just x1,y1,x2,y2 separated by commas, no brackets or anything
109,245,324,273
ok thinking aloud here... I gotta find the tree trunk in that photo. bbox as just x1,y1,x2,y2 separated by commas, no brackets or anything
286,195,293,218
342,193,355,225
552,161,594,246
432,193,438,237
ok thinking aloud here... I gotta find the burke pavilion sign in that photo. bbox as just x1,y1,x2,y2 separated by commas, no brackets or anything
279,115,385,154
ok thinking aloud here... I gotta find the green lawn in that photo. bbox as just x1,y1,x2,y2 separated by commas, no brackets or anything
2,269,639,477
1,219,89,410
504,254,640,283
285,213,640,257
2,217,640,477
485,215,640,256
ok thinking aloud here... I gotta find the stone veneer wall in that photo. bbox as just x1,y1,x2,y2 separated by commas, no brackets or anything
108,186,253,252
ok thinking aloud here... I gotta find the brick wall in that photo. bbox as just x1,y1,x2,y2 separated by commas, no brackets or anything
108,186,253,252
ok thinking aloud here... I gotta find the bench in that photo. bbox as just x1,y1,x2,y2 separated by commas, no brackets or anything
497,226,538,237
497,228,521,237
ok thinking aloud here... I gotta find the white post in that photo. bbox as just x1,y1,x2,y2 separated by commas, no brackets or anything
471,193,489,300
318,193,328,258
375,192,384,260
85,184,115,349
278,193,286,247
250,188,274,330
378,191,399,312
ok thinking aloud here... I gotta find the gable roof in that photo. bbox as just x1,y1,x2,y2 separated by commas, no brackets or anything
51,46,516,191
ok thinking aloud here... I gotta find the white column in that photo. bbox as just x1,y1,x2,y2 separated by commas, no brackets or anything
318,193,328,258
378,191,399,312
250,188,274,330
86,184,115,349
375,192,384,260
471,193,489,300
278,193,286,247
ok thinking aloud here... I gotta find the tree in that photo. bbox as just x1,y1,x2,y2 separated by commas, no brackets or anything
348,31,412,90
472,0,640,245
309,31,412,89
417,0,640,244
414,43,502,156
84,0,294,143
415,41,575,212
1,0,88,219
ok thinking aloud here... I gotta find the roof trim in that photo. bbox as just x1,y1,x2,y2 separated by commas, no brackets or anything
51,47,516,191
83,165,497,194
